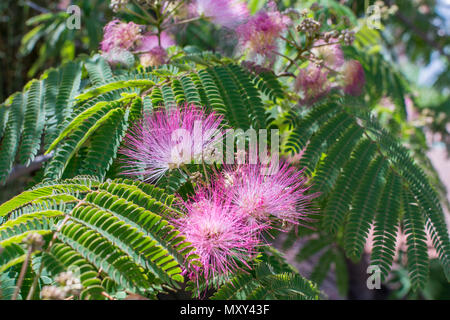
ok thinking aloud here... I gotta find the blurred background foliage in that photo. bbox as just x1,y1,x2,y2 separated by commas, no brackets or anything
0,0,448,299
2,0,447,153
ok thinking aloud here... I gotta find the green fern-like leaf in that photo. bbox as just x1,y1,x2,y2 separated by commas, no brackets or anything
370,169,401,280
344,155,388,260
402,188,429,291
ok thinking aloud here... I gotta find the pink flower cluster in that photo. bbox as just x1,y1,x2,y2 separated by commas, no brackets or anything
310,39,345,69
223,162,316,228
295,65,331,106
120,104,317,282
236,3,290,59
190,0,289,61
171,186,260,281
120,104,223,182
100,19,174,67
136,32,175,67
101,19,142,53
192,0,249,28
295,38,366,106
341,60,366,96
176,160,317,282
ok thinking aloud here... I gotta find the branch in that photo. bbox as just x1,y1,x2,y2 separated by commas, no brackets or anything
394,12,449,60
5,153,53,184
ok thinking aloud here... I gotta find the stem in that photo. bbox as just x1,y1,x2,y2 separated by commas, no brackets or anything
155,3,162,46
284,51,303,72
168,16,203,27
276,72,296,78
280,35,301,50
181,165,192,177
132,0,157,23
12,246,33,300
101,292,116,300
124,7,152,23
273,51,301,69
310,41,341,49
163,0,185,19
26,203,84,300
201,161,210,185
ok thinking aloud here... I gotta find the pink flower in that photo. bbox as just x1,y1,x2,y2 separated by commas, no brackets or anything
341,60,365,96
193,0,249,28
135,32,174,67
140,47,168,67
172,186,260,281
237,3,290,58
135,31,175,52
221,161,317,230
311,39,344,69
120,105,223,182
100,19,142,52
295,65,331,106
57,0,71,10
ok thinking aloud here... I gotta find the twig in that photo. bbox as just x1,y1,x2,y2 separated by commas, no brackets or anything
273,51,301,69
131,0,156,23
101,292,116,300
26,203,84,300
6,153,53,184
393,11,448,60
12,246,33,300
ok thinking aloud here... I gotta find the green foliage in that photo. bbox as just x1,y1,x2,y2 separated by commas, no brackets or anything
0,177,198,299
0,61,83,184
0,47,449,299
212,250,320,300
18,1,108,77
282,100,450,292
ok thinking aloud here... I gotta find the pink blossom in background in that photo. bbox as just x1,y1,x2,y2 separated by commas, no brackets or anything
139,47,168,67
220,161,317,230
57,0,71,10
135,32,174,67
192,0,249,28
135,31,175,52
341,59,366,96
311,39,345,69
236,3,290,58
172,186,261,281
100,19,142,52
295,65,331,106
120,105,223,182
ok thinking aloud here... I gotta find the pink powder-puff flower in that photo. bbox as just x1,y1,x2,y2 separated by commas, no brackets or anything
135,32,174,67
172,185,261,281
135,31,175,52
192,0,249,28
100,19,142,52
139,47,168,67
341,60,366,96
221,161,318,230
120,105,223,182
310,39,345,69
295,65,331,106
237,2,290,58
